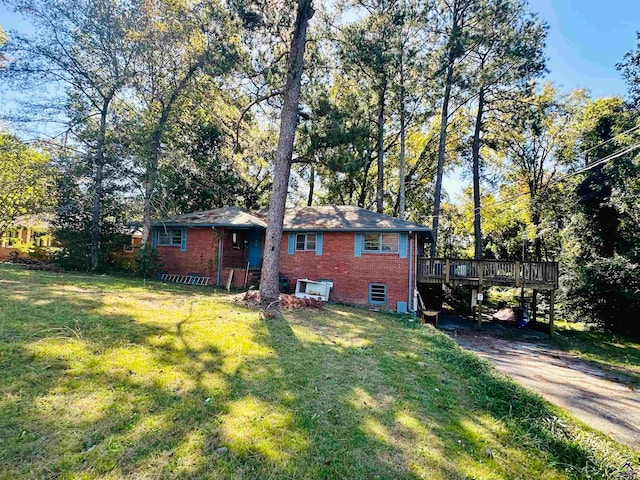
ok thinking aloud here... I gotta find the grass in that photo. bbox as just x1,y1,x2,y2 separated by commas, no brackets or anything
553,321,640,385
0,264,636,479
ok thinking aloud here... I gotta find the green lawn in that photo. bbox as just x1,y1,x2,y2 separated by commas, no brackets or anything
554,322,640,385
0,264,634,479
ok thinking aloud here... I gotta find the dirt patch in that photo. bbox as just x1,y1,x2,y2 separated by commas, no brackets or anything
451,330,640,452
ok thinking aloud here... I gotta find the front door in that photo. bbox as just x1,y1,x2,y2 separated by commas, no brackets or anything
226,229,248,268
247,228,263,269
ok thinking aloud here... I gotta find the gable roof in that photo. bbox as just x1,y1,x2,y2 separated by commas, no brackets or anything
151,205,432,237
151,207,267,228
282,206,432,233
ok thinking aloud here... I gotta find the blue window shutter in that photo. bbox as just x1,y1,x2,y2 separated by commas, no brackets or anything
181,228,187,251
288,232,295,255
354,233,363,257
399,232,408,259
315,232,323,256
151,229,158,248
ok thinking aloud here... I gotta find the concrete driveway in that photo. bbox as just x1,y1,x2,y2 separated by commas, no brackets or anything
452,330,640,451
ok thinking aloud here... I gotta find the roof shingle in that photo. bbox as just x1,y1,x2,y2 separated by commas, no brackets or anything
152,205,431,234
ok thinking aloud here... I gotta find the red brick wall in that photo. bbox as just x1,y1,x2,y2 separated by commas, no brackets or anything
279,231,414,310
156,227,218,281
157,227,417,309
0,247,19,261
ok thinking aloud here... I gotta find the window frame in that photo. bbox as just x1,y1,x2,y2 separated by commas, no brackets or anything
362,233,399,253
157,228,183,247
368,283,387,305
6,229,20,247
295,232,317,251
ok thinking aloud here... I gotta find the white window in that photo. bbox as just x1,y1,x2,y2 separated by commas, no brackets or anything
295,233,317,251
363,233,398,253
32,231,48,247
158,229,183,247
6,230,20,247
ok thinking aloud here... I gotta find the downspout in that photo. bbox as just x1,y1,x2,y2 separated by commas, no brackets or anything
212,227,223,286
415,233,419,314
408,231,413,314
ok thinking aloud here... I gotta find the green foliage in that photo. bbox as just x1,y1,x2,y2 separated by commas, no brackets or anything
134,245,162,279
0,132,56,236
561,97,640,336
52,175,129,272
618,32,640,107
565,256,640,337
158,88,260,213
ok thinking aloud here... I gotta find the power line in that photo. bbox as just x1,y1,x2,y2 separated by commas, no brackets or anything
433,141,640,221
579,124,640,157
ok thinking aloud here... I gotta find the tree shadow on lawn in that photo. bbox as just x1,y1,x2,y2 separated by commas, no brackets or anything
0,272,632,479
254,311,633,479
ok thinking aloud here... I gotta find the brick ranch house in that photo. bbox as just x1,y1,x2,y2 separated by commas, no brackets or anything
151,206,433,312
0,215,55,261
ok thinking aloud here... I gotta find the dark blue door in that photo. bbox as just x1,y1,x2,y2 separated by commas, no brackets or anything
247,229,263,268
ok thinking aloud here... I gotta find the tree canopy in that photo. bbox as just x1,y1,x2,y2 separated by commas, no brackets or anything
0,131,55,235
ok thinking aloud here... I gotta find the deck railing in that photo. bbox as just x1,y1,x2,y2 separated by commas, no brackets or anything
416,258,558,289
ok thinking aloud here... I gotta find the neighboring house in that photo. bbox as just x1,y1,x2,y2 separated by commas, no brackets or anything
0,215,55,261
151,206,433,312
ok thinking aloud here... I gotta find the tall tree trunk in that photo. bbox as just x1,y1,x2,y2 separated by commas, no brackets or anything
141,124,164,246
90,97,112,272
140,62,202,245
259,0,314,303
531,207,542,261
398,37,406,221
375,81,387,214
530,207,542,325
430,0,460,257
472,85,485,260
307,163,315,207
430,60,454,257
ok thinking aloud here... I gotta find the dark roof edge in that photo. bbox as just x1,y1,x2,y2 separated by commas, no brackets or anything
282,227,432,232
149,223,431,232
150,222,265,228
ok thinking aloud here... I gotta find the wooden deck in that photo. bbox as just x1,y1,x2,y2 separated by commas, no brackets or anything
417,258,558,290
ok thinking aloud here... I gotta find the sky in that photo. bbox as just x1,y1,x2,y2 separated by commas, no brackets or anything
1,0,640,197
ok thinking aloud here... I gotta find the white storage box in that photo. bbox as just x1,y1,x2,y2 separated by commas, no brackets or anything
294,279,333,301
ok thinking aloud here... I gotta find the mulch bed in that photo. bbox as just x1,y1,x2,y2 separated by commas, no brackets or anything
5,257,62,273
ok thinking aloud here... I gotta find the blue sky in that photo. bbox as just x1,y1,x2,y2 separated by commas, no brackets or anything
536,0,640,98
2,0,639,196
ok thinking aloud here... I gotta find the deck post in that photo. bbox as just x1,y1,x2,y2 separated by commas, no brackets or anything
445,259,450,283
477,286,483,330
514,261,521,288
532,289,538,324
549,289,555,338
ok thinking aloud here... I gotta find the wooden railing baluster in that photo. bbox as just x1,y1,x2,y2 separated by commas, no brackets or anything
416,258,557,290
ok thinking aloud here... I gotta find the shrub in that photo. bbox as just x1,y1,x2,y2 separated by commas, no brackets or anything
566,255,640,337
135,245,162,278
